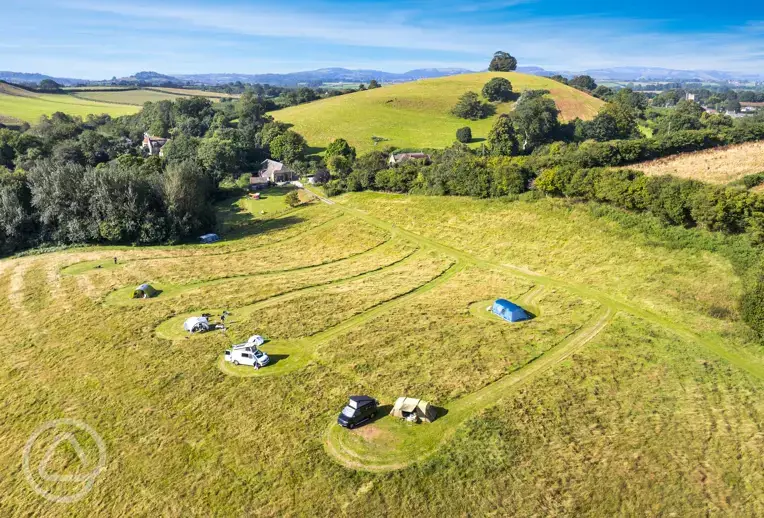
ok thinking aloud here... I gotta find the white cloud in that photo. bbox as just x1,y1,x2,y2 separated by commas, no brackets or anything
38,1,764,75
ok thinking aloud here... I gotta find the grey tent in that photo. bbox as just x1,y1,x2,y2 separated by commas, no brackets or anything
133,283,158,299
390,397,437,423
183,316,210,333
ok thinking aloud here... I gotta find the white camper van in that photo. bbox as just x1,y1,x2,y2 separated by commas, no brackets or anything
224,340,270,368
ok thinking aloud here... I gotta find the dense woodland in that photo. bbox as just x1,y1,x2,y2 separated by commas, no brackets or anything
0,92,303,254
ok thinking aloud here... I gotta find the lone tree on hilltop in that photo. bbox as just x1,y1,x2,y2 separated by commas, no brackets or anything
482,77,513,102
368,79,381,89
488,51,517,72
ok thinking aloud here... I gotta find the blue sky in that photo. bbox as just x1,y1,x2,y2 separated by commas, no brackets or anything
2,0,764,78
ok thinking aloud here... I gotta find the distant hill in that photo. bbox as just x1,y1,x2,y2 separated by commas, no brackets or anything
174,67,474,86
0,71,83,86
580,67,764,82
3,66,763,89
273,71,603,154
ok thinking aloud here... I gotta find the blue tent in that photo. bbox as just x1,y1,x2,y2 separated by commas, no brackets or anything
199,233,220,244
491,299,529,322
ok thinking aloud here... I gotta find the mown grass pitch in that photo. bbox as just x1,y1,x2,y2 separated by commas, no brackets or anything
0,189,762,516
273,72,604,154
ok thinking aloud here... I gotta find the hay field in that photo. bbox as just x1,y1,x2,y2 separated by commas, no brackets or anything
626,141,764,184
72,88,238,106
273,72,604,154
148,87,239,99
0,189,762,516
0,82,139,122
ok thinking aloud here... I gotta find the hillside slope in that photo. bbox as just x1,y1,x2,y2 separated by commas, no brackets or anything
273,72,604,153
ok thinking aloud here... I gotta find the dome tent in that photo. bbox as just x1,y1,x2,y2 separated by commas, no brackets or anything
491,299,529,323
183,316,210,333
390,397,437,423
133,283,158,299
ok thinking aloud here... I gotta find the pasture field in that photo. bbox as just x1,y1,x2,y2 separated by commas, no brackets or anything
71,89,189,105
626,141,764,184
0,188,762,516
273,72,604,154
72,88,238,106
62,86,136,92
0,82,139,122
147,87,239,99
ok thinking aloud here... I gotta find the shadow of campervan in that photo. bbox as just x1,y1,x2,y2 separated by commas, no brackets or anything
366,404,394,425
265,354,289,366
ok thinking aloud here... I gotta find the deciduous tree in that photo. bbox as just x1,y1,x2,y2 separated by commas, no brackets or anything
451,91,494,120
482,77,513,102
488,51,517,72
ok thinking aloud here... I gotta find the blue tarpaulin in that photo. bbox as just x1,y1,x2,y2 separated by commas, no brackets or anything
491,299,529,322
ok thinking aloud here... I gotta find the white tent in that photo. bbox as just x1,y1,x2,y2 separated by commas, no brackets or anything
247,335,265,347
183,316,210,333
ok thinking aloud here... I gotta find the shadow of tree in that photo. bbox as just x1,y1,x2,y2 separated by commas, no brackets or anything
306,145,326,157
215,195,307,241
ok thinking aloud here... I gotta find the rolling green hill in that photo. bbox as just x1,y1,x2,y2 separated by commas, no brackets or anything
273,72,604,154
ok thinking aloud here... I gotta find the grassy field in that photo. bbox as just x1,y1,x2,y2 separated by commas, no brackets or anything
72,88,238,106
273,72,604,154
147,87,239,99
627,141,764,184
0,188,762,516
0,82,139,122
70,89,188,105
0,82,234,121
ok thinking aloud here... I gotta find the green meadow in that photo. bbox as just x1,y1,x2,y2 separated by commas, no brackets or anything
0,82,140,123
1,187,762,516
